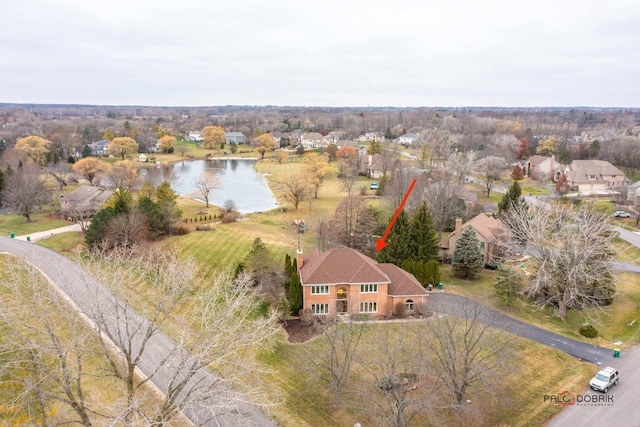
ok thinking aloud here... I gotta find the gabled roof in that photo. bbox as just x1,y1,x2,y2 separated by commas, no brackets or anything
467,212,503,240
567,160,626,183
453,212,504,241
60,185,112,203
378,264,428,297
225,131,245,137
299,247,391,285
301,132,324,141
527,155,553,165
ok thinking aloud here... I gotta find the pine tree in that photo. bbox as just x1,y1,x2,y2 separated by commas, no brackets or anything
497,181,527,218
376,210,412,265
452,227,484,279
409,201,440,262
288,271,303,316
493,264,523,306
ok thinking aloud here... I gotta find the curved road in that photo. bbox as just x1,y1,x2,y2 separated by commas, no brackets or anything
0,236,276,426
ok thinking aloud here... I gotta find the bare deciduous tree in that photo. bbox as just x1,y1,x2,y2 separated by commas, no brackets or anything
84,245,280,425
2,164,51,222
476,156,507,197
301,318,366,408
281,173,309,210
0,257,112,426
193,172,220,208
332,194,376,254
499,204,616,319
421,298,517,410
353,325,439,427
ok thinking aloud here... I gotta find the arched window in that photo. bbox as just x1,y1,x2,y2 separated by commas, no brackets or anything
405,299,414,311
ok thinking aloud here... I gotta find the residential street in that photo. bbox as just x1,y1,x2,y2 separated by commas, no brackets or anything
0,236,276,426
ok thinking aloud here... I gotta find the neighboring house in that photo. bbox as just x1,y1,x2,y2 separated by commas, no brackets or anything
89,140,111,156
395,133,418,146
525,155,561,181
358,150,384,178
441,213,504,265
59,185,113,216
300,132,327,149
186,131,204,143
564,160,629,192
297,247,428,317
358,132,384,142
138,153,148,162
225,132,245,144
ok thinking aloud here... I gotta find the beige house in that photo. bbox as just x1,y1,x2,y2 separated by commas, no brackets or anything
441,213,504,265
564,160,629,192
298,247,428,318
60,185,113,216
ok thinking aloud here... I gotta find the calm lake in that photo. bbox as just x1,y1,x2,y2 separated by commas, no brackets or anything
140,159,278,213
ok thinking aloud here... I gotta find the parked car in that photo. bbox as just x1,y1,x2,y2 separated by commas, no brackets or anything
613,211,631,218
370,182,379,190
589,366,619,393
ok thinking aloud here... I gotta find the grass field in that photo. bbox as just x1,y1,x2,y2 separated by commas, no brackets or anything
261,322,594,427
0,211,71,236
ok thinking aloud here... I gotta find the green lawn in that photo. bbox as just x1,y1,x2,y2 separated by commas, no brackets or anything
0,211,71,236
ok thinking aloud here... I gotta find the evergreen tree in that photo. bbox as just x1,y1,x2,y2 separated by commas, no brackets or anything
156,181,182,231
288,271,303,316
0,138,6,157
497,181,527,218
81,144,92,158
452,227,484,279
408,201,440,262
106,187,133,214
493,264,523,306
84,207,116,248
424,260,441,286
376,210,412,265
284,254,293,299
138,196,163,238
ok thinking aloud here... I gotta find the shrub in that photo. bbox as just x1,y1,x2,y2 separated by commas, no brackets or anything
413,302,429,317
579,324,599,338
170,223,191,235
394,301,407,318
221,211,240,223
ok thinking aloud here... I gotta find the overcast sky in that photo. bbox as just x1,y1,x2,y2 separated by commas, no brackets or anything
1,0,639,108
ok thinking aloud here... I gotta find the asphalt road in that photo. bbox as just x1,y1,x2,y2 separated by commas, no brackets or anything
0,236,276,426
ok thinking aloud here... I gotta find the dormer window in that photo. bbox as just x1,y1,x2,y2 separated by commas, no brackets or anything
588,175,596,180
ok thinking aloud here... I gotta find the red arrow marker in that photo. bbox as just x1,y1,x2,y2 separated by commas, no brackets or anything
376,179,417,252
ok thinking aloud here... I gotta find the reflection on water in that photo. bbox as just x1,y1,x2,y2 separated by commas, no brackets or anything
141,159,278,214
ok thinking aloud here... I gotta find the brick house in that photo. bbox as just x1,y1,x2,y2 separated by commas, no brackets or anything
297,247,428,318
525,155,561,181
441,213,504,265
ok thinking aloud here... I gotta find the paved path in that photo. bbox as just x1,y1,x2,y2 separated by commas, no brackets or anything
426,293,614,365
0,236,276,426
13,223,83,241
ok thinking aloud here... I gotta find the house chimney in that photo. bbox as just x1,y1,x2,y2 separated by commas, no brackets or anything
296,248,304,269
455,218,462,236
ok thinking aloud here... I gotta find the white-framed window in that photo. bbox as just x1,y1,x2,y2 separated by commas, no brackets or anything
480,241,485,250
311,285,329,295
360,283,378,293
311,304,329,315
405,299,414,311
359,302,377,313
588,175,597,180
